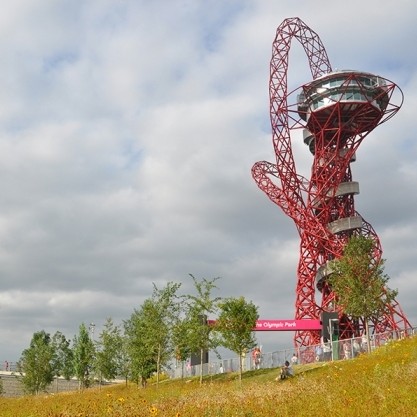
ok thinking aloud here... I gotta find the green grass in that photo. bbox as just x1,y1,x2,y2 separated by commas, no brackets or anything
1,336,416,416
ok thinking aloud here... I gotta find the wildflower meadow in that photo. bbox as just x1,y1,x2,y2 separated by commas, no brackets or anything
0,335,416,417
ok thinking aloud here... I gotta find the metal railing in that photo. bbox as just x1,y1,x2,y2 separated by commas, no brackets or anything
171,326,417,379
1,361,18,373
3,327,415,380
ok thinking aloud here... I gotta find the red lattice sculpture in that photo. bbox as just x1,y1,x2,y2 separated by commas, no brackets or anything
252,17,411,348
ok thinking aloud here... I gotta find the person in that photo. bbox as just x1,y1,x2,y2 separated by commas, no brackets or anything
352,339,361,357
291,353,298,365
315,344,323,362
252,346,261,370
322,339,332,361
361,334,368,352
276,360,293,380
343,341,351,360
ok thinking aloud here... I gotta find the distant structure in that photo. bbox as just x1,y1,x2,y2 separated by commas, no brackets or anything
252,17,410,348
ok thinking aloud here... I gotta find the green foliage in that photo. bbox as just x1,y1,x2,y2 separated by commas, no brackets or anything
216,296,259,381
117,336,131,386
72,323,95,388
172,317,192,361
51,331,73,380
329,236,398,351
150,281,182,383
123,304,145,376
329,236,397,319
19,330,55,395
94,318,123,383
184,274,221,384
124,282,181,386
124,300,159,386
171,317,193,378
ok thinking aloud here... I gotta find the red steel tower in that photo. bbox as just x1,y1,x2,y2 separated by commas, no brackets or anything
252,17,411,348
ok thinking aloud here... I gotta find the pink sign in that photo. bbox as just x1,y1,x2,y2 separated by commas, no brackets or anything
207,319,322,331
254,319,321,331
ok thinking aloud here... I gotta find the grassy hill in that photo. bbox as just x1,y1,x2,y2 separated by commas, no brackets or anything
1,335,416,416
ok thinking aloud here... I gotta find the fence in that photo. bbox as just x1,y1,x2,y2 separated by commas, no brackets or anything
171,326,417,379
3,327,416,382
1,361,18,373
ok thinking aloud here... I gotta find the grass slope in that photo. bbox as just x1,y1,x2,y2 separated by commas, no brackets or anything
0,336,416,416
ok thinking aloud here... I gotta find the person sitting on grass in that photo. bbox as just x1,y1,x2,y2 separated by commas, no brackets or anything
276,360,294,380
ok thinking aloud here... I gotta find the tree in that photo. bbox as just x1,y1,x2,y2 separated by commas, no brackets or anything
124,299,159,387
51,331,73,391
328,235,398,353
124,282,181,387
72,323,95,388
184,274,221,384
172,317,192,379
19,330,55,395
150,281,182,384
215,296,259,381
124,301,157,388
95,318,123,384
117,335,131,386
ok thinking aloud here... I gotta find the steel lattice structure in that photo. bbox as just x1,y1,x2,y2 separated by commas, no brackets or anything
252,17,411,348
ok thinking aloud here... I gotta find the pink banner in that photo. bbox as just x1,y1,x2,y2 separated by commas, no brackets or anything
208,319,322,331
254,319,321,331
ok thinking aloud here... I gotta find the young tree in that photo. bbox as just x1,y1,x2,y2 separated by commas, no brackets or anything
328,235,398,353
72,323,95,388
215,296,259,381
19,330,55,395
185,274,221,384
124,282,181,386
51,331,73,391
95,318,123,384
150,281,182,384
124,301,158,387
117,335,131,386
172,317,192,379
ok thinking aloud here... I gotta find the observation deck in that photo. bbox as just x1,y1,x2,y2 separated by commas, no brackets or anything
297,70,390,136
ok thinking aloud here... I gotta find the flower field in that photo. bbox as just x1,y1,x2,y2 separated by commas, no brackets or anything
1,336,416,417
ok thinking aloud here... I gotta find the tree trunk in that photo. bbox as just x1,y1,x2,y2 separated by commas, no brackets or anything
199,348,204,385
156,344,161,386
365,320,371,354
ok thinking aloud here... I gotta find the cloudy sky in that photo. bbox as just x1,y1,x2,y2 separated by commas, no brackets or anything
0,0,416,361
